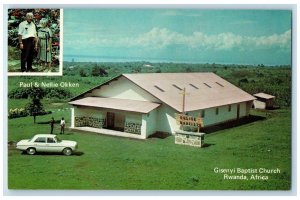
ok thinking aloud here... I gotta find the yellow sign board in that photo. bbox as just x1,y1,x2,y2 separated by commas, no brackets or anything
175,113,204,127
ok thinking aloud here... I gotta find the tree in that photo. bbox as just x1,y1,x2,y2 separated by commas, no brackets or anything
25,98,44,123
185,67,192,72
99,67,108,76
91,64,108,77
79,69,87,77
132,66,141,73
26,87,45,123
28,87,45,99
238,78,249,86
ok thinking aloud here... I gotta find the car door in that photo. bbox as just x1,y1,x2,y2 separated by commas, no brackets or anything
46,137,60,152
33,137,47,152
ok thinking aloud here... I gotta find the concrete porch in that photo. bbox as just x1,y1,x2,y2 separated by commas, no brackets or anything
70,126,145,139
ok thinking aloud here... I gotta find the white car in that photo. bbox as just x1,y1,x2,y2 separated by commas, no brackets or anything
16,134,78,156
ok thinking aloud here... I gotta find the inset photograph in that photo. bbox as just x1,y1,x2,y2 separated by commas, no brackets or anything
8,9,62,75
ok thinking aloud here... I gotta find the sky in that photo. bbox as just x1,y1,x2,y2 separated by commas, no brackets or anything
63,9,291,65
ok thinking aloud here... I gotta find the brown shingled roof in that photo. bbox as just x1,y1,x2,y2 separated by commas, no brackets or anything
70,73,255,112
123,73,255,112
253,92,275,99
69,97,160,114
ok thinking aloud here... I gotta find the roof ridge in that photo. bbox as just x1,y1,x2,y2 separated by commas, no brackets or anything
123,72,215,75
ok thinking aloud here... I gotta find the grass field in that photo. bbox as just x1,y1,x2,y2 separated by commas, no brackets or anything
7,64,292,190
8,107,291,190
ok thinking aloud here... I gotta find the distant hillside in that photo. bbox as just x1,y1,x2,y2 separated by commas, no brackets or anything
8,62,291,107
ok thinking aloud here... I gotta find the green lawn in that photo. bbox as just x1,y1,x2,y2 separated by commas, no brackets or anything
8,108,291,190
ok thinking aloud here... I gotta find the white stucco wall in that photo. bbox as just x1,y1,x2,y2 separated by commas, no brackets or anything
253,100,266,109
142,109,158,138
188,102,250,127
153,102,251,135
156,104,179,134
70,108,74,128
154,103,241,134
246,101,253,115
239,102,247,117
189,104,237,126
86,76,160,103
73,100,252,136
154,102,250,135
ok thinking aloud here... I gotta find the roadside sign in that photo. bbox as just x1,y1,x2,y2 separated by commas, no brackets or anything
175,113,204,128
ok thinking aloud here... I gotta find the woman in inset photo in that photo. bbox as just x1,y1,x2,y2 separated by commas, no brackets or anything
7,9,61,75
37,18,52,72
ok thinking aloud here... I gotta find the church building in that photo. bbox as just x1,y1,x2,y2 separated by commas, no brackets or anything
69,73,255,139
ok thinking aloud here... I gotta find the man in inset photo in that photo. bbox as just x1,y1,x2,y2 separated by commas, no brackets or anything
18,12,37,72
8,9,61,74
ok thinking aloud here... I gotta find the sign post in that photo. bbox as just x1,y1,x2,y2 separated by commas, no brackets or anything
175,88,205,148
179,87,189,114
175,113,203,132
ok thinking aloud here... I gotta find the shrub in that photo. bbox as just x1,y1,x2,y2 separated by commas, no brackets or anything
79,69,87,77
8,88,30,99
8,87,72,99
44,88,72,99
183,126,198,132
8,46,20,60
91,65,108,76
8,108,28,119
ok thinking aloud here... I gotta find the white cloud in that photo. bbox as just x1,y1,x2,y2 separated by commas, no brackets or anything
66,27,291,51
246,30,291,49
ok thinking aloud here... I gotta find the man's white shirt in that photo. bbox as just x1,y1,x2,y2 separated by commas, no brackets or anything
60,120,65,125
18,21,37,39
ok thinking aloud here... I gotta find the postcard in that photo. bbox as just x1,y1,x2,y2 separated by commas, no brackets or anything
5,7,293,192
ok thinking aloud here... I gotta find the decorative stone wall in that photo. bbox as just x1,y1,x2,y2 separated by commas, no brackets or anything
124,122,142,135
75,117,86,127
75,117,106,128
175,130,205,148
88,117,106,128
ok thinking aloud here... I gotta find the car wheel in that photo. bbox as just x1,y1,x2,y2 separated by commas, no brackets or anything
26,147,36,155
63,148,72,156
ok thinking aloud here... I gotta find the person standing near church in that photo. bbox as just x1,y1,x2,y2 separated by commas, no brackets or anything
18,12,38,72
50,117,55,134
60,117,65,134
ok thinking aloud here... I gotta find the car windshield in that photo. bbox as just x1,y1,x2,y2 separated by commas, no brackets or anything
29,136,35,142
